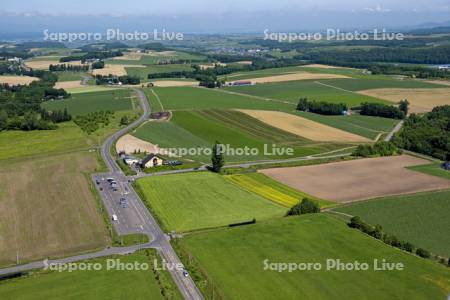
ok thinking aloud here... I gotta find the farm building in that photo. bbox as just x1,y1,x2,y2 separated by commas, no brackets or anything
123,156,139,166
226,81,255,87
141,154,164,168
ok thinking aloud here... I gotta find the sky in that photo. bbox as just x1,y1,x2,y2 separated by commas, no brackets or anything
2,0,450,15
1,0,450,34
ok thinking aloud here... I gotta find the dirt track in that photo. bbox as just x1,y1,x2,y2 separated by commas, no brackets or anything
260,155,450,202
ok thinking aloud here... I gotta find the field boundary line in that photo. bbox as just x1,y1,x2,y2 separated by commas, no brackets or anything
206,87,296,106
150,89,165,112
314,80,356,93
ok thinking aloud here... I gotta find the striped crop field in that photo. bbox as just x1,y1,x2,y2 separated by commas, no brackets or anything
225,173,334,208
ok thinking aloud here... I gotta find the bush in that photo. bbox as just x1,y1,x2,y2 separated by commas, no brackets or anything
416,248,431,258
353,141,398,157
287,198,320,216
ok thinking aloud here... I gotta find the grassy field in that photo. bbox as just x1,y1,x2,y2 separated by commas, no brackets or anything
408,162,450,180
146,87,294,112
42,89,134,116
334,190,450,256
178,214,450,299
0,152,110,266
56,72,84,82
0,251,182,300
132,121,212,162
223,79,389,107
0,110,138,161
136,172,287,232
0,122,89,161
292,111,399,140
225,173,334,208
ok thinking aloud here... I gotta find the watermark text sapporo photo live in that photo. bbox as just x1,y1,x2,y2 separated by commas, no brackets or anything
264,28,405,42
43,28,184,43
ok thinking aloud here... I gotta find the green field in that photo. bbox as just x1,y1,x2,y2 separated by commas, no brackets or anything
136,172,287,232
0,110,137,161
56,72,84,82
223,79,389,107
178,214,450,299
334,190,450,256
225,173,333,208
146,87,294,112
42,89,134,116
132,121,212,162
321,78,445,91
408,162,450,180
0,251,181,300
293,111,399,140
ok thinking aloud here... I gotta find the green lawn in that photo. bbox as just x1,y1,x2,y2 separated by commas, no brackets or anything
179,214,450,299
292,111,399,140
408,162,450,180
42,89,133,116
0,251,181,300
223,79,389,107
147,87,294,112
334,190,450,256
136,172,287,232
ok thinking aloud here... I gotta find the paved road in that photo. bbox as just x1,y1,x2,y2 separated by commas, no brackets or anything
96,89,203,300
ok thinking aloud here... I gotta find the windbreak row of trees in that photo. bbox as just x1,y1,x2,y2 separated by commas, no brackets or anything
49,64,89,72
94,74,140,85
296,98,348,115
359,102,407,119
59,51,123,63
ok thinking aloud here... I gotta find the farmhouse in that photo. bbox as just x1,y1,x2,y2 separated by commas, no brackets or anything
123,156,139,166
141,153,164,168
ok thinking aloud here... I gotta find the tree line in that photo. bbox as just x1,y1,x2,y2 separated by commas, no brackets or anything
59,51,123,63
359,102,407,119
393,105,450,160
296,98,348,115
49,64,89,72
94,74,140,85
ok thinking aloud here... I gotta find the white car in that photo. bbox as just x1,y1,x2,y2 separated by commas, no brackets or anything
182,270,189,277
111,214,118,221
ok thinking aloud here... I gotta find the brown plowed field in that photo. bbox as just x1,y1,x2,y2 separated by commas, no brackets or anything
260,155,450,203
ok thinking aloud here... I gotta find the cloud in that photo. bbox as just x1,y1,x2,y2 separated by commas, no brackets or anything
363,5,391,13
